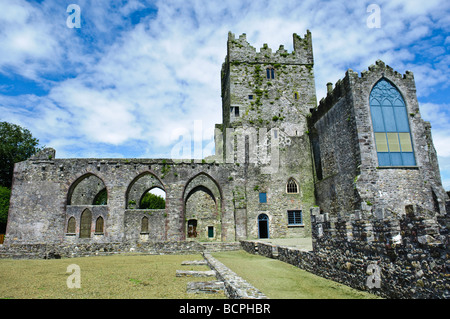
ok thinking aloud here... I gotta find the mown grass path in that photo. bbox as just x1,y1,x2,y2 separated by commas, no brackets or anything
212,250,381,299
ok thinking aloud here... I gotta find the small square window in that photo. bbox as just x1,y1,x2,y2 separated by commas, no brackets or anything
259,192,267,203
249,95,253,100
287,210,302,225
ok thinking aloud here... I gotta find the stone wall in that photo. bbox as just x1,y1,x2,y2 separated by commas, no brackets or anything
242,206,449,299
0,241,241,259
310,60,448,217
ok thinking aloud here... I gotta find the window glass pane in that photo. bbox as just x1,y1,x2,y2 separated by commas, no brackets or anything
390,152,403,166
393,98,404,106
382,106,397,131
371,106,385,132
370,98,381,106
271,69,275,79
387,133,400,152
266,69,270,79
375,133,388,152
394,108,409,132
398,133,413,152
381,98,392,106
401,152,416,166
287,211,302,225
259,192,267,203
378,152,391,166
370,79,415,167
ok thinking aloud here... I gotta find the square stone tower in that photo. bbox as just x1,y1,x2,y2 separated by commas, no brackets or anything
216,31,318,239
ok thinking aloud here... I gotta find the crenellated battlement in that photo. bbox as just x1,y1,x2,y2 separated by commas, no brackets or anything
226,31,314,65
312,60,415,123
310,204,447,249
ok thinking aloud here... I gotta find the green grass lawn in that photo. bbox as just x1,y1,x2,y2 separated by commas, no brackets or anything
0,250,381,299
0,254,225,299
212,250,381,299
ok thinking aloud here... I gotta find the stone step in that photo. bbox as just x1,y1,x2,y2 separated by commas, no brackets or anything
187,281,225,294
181,260,207,266
176,270,216,277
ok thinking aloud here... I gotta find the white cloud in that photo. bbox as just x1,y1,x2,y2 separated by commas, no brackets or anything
0,0,449,182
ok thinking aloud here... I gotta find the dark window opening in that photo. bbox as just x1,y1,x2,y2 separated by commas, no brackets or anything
208,226,214,238
258,214,269,239
235,106,239,117
187,219,198,238
266,68,275,79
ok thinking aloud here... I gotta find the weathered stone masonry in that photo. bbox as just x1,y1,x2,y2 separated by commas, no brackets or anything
2,31,449,299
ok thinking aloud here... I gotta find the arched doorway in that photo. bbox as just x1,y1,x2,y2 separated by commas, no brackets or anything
182,173,222,241
258,214,269,239
187,219,198,238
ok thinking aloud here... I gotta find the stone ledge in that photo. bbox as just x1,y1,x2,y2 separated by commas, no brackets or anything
176,270,216,277
203,253,268,299
187,281,225,294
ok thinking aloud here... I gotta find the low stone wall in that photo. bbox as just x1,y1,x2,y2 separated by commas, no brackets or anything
0,241,241,259
241,205,450,299
203,253,267,299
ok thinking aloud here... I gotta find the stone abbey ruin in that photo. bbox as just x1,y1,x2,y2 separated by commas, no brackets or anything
2,31,449,299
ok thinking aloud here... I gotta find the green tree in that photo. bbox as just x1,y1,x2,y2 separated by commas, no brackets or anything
140,192,165,209
0,186,11,233
0,122,42,188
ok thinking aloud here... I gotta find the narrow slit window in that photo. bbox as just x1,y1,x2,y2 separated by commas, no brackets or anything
141,216,149,233
67,217,76,234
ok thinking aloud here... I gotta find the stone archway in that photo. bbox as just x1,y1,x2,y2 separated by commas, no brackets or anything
182,173,223,241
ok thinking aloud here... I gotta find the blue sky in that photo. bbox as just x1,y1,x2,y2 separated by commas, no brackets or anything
0,0,449,190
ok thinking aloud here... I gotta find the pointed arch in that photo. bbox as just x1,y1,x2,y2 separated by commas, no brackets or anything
141,216,149,233
67,216,76,234
67,173,107,206
95,216,104,233
126,172,166,209
182,172,223,241
286,177,299,194
369,78,415,166
79,209,92,238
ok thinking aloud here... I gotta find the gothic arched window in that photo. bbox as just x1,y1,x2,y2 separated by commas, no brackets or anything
370,79,415,166
67,216,76,234
286,178,299,194
95,216,104,234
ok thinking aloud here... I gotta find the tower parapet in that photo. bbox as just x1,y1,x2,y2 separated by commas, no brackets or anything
226,31,313,65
